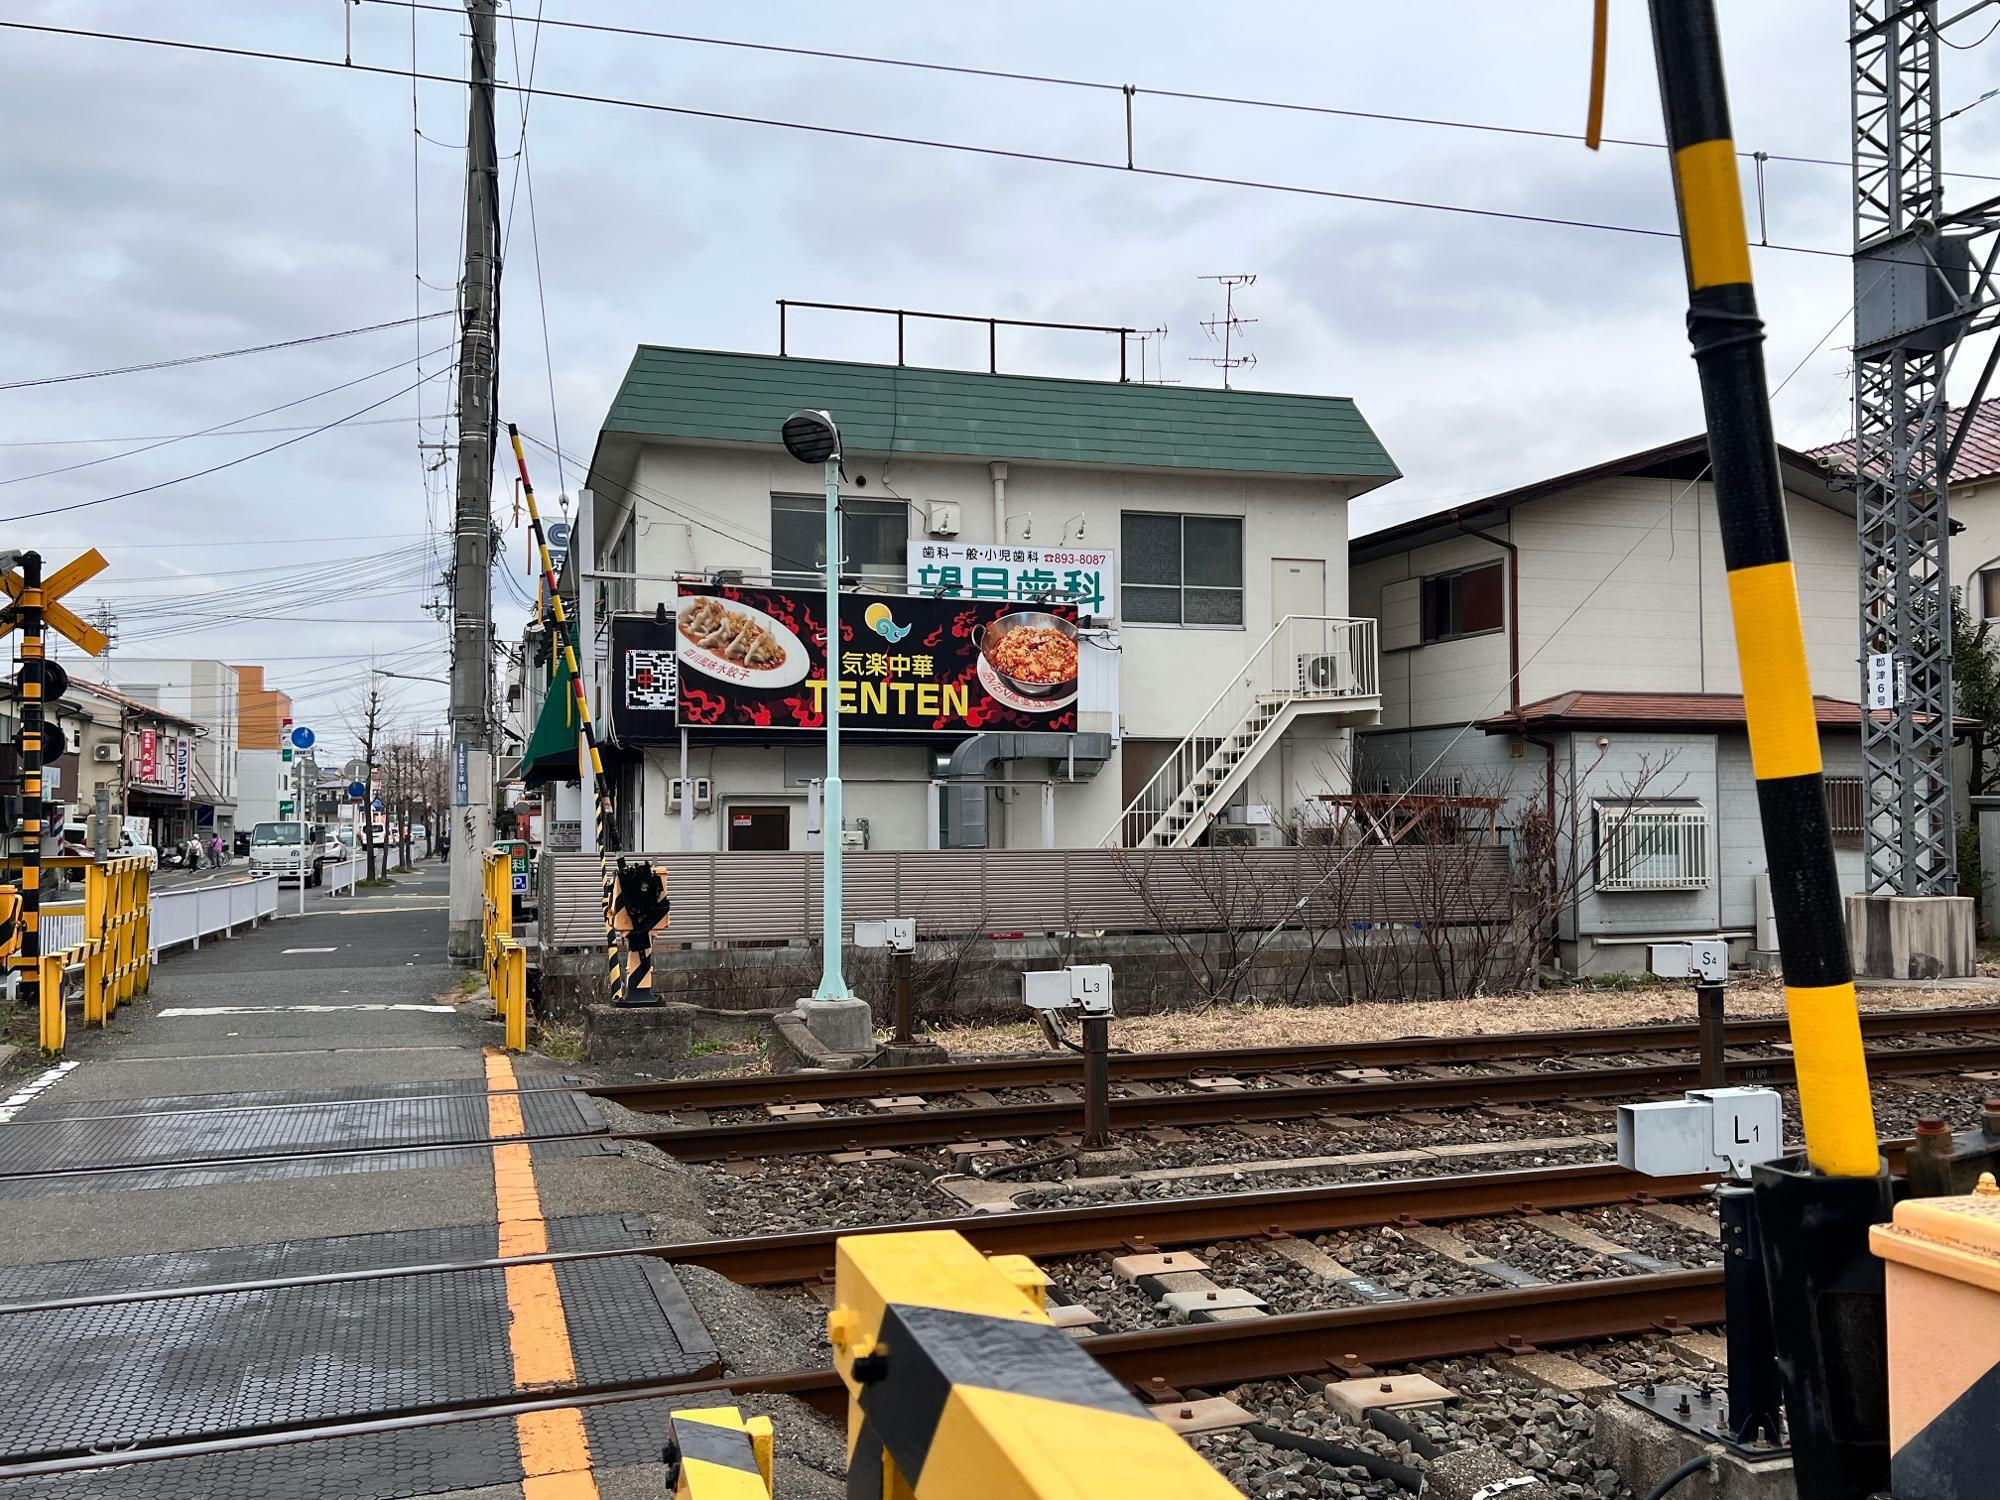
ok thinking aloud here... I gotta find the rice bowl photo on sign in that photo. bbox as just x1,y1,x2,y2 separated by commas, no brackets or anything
676,594,810,688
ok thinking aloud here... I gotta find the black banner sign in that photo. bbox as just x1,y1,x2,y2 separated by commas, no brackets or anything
607,613,679,743
674,586,1079,734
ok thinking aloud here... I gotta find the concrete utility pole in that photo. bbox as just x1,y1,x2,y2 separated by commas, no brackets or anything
447,0,501,959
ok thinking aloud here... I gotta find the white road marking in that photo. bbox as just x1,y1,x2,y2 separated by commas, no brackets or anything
0,1059,80,1122
157,1003,460,1016
283,947,339,954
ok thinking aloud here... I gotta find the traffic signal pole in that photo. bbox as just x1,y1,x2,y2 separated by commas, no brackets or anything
12,552,43,1016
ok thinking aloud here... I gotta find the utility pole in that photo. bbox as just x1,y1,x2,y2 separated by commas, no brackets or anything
447,0,501,959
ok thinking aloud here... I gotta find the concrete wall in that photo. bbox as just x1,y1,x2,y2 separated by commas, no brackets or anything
1351,479,1860,732
607,441,1366,850
544,927,1524,1032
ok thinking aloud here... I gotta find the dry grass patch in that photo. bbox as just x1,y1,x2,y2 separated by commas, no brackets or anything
924,972,2000,1058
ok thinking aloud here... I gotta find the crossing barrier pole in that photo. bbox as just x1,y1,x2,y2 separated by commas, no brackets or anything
1645,7,1895,1496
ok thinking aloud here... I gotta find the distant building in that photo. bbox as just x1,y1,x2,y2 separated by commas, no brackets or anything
103,659,241,845
1349,435,1884,974
63,680,204,848
232,665,294,831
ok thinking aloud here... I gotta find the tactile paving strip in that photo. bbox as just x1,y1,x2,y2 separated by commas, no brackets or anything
0,1254,718,1462
0,1214,653,1305
0,1091,599,1177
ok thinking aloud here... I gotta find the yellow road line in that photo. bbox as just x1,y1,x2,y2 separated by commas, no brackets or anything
484,1049,600,1498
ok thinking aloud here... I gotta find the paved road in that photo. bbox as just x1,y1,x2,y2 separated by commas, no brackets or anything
0,862,731,1499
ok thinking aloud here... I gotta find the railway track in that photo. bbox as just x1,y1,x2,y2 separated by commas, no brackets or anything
626,1034,2000,1161
593,1001,2000,1112
0,1170,1729,1481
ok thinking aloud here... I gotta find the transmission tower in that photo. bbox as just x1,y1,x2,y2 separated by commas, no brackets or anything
1191,274,1258,388
1849,0,1998,897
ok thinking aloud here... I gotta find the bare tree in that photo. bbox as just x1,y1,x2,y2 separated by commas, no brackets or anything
344,682,392,883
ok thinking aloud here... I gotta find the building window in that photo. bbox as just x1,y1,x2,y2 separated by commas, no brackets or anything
1419,562,1504,643
1824,774,1863,850
1121,512,1244,625
770,493,907,585
1595,802,1710,891
1981,568,2000,621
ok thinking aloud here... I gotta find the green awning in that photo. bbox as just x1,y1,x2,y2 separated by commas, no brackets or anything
519,648,584,786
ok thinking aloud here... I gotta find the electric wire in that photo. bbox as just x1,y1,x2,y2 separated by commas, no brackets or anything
0,20,1851,261
0,343,452,488
0,310,452,392
366,0,2000,184
0,366,454,523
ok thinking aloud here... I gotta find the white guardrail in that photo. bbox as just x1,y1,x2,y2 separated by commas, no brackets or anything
151,875,282,955
323,856,366,896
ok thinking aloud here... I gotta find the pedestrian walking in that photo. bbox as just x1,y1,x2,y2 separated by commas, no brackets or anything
209,834,225,870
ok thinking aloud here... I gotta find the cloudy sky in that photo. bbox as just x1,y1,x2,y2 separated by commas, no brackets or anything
4,2,1997,761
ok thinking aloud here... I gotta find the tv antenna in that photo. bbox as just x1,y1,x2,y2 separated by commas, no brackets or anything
1129,326,1179,385
1192,274,1258,389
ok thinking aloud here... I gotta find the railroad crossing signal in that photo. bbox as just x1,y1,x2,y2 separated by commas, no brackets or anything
0,548,110,657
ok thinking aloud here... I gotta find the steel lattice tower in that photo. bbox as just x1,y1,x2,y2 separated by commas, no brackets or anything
1850,0,1991,895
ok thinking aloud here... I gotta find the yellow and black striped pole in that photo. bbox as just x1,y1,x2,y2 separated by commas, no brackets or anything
1649,2,1878,1180
1647,9,1895,1496
9,552,46,1029
507,424,624,1007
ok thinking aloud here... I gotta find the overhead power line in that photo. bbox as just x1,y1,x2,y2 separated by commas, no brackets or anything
0,366,452,523
371,0,2000,185
0,20,1849,261
0,310,452,392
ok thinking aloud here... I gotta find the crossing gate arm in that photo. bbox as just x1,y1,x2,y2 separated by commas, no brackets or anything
829,1230,1243,1499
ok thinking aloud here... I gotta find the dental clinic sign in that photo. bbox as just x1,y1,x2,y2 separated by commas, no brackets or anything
909,542,1115,621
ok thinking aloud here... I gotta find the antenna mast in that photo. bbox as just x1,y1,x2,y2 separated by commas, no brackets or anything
1191,274,1258,388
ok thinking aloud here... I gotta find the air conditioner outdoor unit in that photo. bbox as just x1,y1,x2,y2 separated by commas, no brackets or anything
667,776,713,811
92,743,121,763
1297,651,1355,694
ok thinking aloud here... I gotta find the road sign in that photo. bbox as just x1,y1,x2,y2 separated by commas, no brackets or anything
372,798,383,811
347,780,367,800
289,725,315,750
342,758,367,782
279,799,296,817
0,548,111,657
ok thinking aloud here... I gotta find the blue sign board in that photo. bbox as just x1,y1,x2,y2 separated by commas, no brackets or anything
454,742,469,806
289,725,316,750
347,780,367,800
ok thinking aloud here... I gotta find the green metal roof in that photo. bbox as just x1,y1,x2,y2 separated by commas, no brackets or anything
597,346,1399,483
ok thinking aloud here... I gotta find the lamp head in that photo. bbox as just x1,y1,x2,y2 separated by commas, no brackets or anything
781,409,841,466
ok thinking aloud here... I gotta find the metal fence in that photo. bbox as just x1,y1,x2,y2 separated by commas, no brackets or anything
150,875,280,955
542,844,1512,950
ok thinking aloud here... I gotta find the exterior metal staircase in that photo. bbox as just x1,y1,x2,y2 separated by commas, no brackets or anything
1101,615,1381,849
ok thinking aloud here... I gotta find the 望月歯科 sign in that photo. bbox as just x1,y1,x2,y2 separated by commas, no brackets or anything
908,542,1114,619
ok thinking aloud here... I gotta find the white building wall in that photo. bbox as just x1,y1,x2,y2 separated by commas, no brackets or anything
612,443,1363,850
1352,479,1859,734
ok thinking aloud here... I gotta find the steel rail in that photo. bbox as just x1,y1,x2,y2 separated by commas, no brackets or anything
0,1158,1728,1315
635,1039,2000,1160
0,1269,1722,1479
596,1003,2000,1111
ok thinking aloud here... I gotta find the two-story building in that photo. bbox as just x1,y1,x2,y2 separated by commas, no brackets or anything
544,345,1398,851
1350,435,1873,973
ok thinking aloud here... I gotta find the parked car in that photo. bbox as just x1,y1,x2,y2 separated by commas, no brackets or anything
116,827,158,869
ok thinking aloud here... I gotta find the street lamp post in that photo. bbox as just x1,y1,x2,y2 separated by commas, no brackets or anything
782,409,852,1002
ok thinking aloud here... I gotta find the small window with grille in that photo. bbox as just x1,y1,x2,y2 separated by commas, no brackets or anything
1823,775,1863,851
1595,803,1710,892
